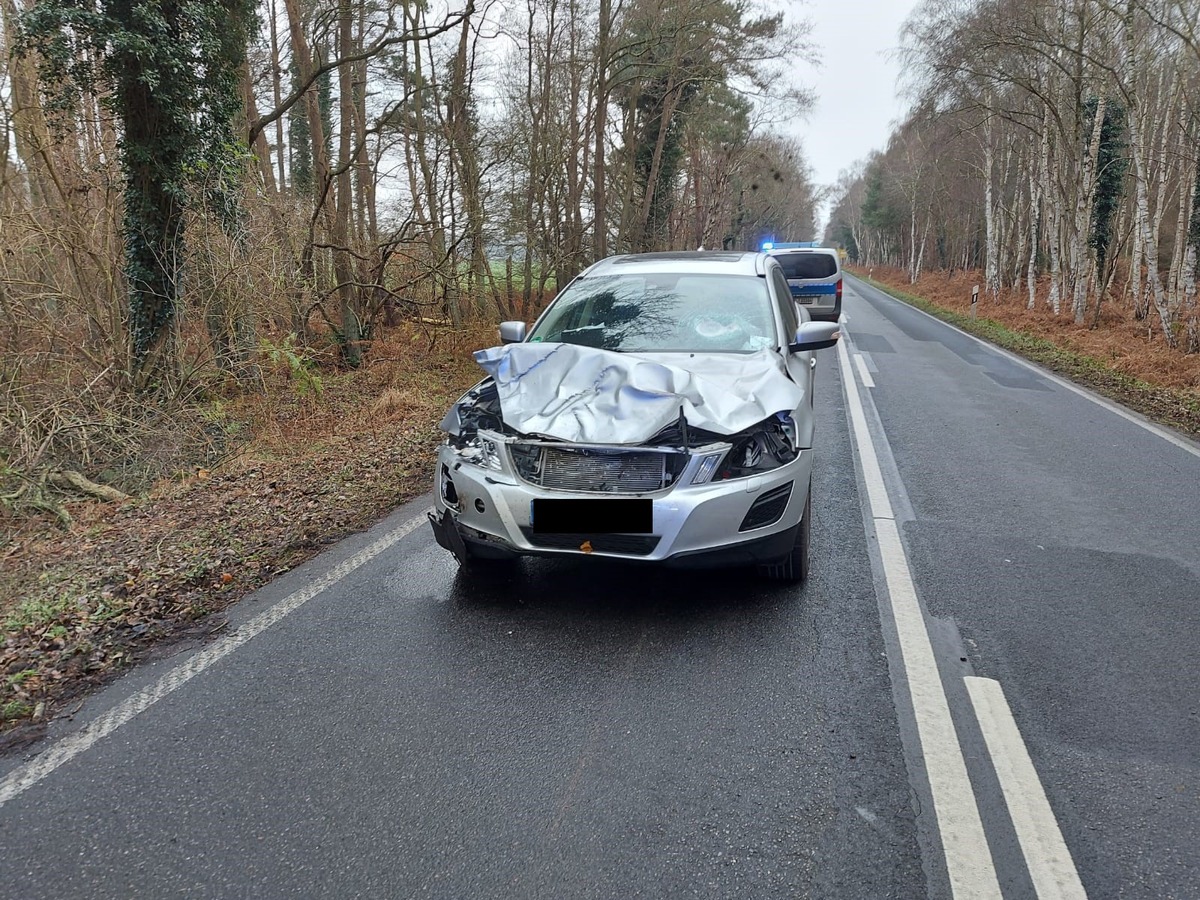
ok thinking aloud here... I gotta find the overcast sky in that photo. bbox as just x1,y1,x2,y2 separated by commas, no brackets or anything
790,0,922,235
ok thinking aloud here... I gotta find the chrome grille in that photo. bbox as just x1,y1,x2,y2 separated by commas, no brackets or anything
514,445,680,493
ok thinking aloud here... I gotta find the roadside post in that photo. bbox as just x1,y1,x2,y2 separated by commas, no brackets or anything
971,284,979,319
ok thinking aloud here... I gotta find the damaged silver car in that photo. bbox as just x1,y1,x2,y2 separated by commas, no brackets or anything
428,250,840,581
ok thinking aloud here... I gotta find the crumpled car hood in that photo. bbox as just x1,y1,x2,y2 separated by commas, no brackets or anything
472,342,804,444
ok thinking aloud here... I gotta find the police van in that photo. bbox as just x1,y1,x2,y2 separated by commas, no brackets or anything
762,242,843,323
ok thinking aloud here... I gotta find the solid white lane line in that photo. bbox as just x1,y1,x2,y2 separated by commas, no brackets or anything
0,513,428,808
850,275,1200,461
837,338,1002,899
837,339,893,520
965,678,1088,900
874,521,1002,899
854,353,876,388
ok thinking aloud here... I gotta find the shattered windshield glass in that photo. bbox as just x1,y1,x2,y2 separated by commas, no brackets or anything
528,273,777,353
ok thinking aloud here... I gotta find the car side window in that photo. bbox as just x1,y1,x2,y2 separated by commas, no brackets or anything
770,267,799,337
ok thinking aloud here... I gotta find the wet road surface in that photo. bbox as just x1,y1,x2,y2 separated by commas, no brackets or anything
2,276,1198,898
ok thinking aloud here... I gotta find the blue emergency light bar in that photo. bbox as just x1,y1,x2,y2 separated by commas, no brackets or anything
761,240,821,250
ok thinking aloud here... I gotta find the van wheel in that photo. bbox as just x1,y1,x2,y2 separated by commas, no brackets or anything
758,486,811,583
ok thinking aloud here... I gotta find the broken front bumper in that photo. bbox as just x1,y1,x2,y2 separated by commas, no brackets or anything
428,444,812,567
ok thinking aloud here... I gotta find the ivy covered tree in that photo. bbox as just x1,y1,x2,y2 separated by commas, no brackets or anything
19,0,255,385
1085,97,1128,288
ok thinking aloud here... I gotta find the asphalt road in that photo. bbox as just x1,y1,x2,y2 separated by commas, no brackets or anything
1,275,1197,899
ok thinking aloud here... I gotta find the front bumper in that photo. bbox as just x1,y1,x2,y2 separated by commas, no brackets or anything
429,444,812,566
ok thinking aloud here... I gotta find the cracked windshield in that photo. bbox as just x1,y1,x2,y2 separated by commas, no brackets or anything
529,274,776,352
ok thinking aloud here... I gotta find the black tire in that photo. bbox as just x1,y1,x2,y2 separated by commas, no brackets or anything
758,485,811,583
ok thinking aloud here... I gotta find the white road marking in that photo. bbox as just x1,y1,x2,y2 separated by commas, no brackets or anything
854,353,876,388
966,677,1088,899
837,340,892,520
850,275,1200,461
0,513,428,808
837,338,1002,899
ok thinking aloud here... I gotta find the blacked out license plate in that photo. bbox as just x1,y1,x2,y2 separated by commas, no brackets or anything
531,499,653,534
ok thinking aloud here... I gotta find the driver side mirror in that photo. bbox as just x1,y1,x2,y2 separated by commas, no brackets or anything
789,321,840,353
499,321,527,344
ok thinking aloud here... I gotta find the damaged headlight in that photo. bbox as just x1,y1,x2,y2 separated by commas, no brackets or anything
454,435,504,470
441,378,507,470
690,452,724,484
714,413,799,481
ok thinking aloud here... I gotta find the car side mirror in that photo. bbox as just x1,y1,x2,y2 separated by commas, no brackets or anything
499,321,527,344
789,321,840,353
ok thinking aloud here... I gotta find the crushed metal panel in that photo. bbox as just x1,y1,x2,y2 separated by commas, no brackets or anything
472,342,805,444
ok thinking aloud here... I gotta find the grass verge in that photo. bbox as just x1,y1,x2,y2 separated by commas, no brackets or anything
855,274,1200,439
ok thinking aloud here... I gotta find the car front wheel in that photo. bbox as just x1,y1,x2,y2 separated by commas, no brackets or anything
758,485,811,583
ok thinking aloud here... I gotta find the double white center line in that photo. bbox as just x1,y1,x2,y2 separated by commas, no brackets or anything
836,319,1086,900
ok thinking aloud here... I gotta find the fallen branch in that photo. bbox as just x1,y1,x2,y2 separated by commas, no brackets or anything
50,471,131,503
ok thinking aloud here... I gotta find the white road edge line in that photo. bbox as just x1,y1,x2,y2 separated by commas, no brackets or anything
965,677,1088,899
837,339,892,520
0,512,428,808
854,353,876,388
837,337,1002,899
850,275,1200,461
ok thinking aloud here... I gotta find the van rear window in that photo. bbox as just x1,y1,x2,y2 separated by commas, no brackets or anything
778,254,837,279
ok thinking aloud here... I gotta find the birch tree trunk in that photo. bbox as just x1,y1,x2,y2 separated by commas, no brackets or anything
1185,166,1200,350
1043,119,1062,316
915,214,930,282
1009,142,1026,290
1070,96,1106,324
1167,150,1193,306
1126,7,1173,344
983,107,1000,298
908,202,919,282
1027,159,1040,309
